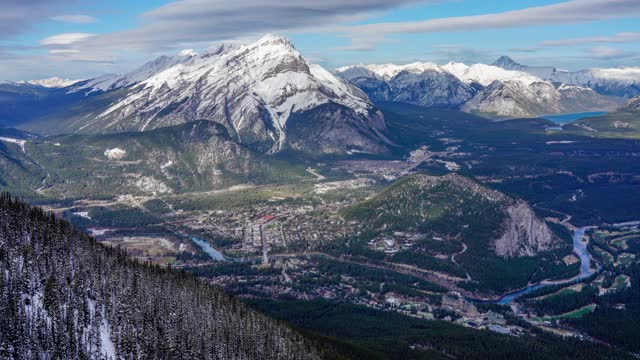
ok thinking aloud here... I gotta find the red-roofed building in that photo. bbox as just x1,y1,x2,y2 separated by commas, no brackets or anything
260,215,275,223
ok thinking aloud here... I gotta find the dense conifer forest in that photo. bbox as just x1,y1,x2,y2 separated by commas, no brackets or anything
0,193,322,359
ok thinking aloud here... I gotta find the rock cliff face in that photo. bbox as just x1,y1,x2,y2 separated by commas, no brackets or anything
621,95,640,111
494,200,559,258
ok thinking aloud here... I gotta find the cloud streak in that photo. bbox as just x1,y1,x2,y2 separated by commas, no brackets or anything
73,0,430,53
586,46,639,60
0,0,73,39
330,0,640,54
344,0,640,37
542,32,640,46
51,14,97,24
40,33,96,46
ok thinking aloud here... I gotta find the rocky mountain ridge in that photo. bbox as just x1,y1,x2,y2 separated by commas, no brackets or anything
336,60,618,119
493,56,640,99
17,35,391,156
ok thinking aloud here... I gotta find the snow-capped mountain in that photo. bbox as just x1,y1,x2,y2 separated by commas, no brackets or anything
338,62,445,81
551,67,640,98
441,62,541,86
491,56,556,80
50,35,389,155
337,63,476,108
492,56,640,98
73,49,200,93
336,60,619,118
462,81,561,118
387,70,476,108
23,77,82,88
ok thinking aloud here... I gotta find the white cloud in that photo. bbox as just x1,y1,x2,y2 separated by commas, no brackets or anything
49,49,80,54
542,32,640,46
51,14,97,24
64,0,434,52
40,33,95,46
586,46,638,59
0,0,73,39
331,44,377,52
344,0,640,37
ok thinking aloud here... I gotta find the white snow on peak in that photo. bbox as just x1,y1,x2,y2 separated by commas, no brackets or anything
177,49,198,57
97,34,372,138
24,77,82,88
337,60,543,86
74,52,199,94
442,63,542,86
202,42,243,57
74,74,122,93
341,62,444,80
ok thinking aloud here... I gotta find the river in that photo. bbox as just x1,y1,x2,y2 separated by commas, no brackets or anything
191,237,226,261
475,226,598,305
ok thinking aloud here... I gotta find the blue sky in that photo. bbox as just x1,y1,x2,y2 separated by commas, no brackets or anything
1,0,639,80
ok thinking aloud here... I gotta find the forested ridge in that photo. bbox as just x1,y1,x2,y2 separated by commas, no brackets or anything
0,193,322,359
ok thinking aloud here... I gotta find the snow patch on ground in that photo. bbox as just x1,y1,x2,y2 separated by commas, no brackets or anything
73,211,91,219
88,228,115,236
135,176,171,195
100,319,116,359
104,148,126,160
0,137,27,153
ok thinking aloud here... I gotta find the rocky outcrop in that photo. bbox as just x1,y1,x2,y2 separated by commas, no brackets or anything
494,200,560,258
621,95,640,111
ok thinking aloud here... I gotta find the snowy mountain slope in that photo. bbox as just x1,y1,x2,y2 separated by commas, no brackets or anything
338,62,445,81
492,56,640,98
551,67,640,98
441,62,541,86
337,59,618,118
462,81,564,118
389,70,476,107
38,35,389,155
463,81,618,119
23,77,82,88
336,64,476,107
72,50,200,94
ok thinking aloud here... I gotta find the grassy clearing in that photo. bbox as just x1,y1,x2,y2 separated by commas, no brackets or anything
541,304,597,321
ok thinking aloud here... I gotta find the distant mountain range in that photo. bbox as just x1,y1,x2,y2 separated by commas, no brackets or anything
493,56,640,99
1,36,639,155
336,57,633,119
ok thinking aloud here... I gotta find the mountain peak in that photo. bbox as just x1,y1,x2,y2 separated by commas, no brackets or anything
256,33,293,46
492,56,520,67
177,49,198,57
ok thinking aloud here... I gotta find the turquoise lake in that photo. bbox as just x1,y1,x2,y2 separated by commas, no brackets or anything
542,111,607,124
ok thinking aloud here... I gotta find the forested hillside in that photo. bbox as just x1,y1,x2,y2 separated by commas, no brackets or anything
0,193,322,359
